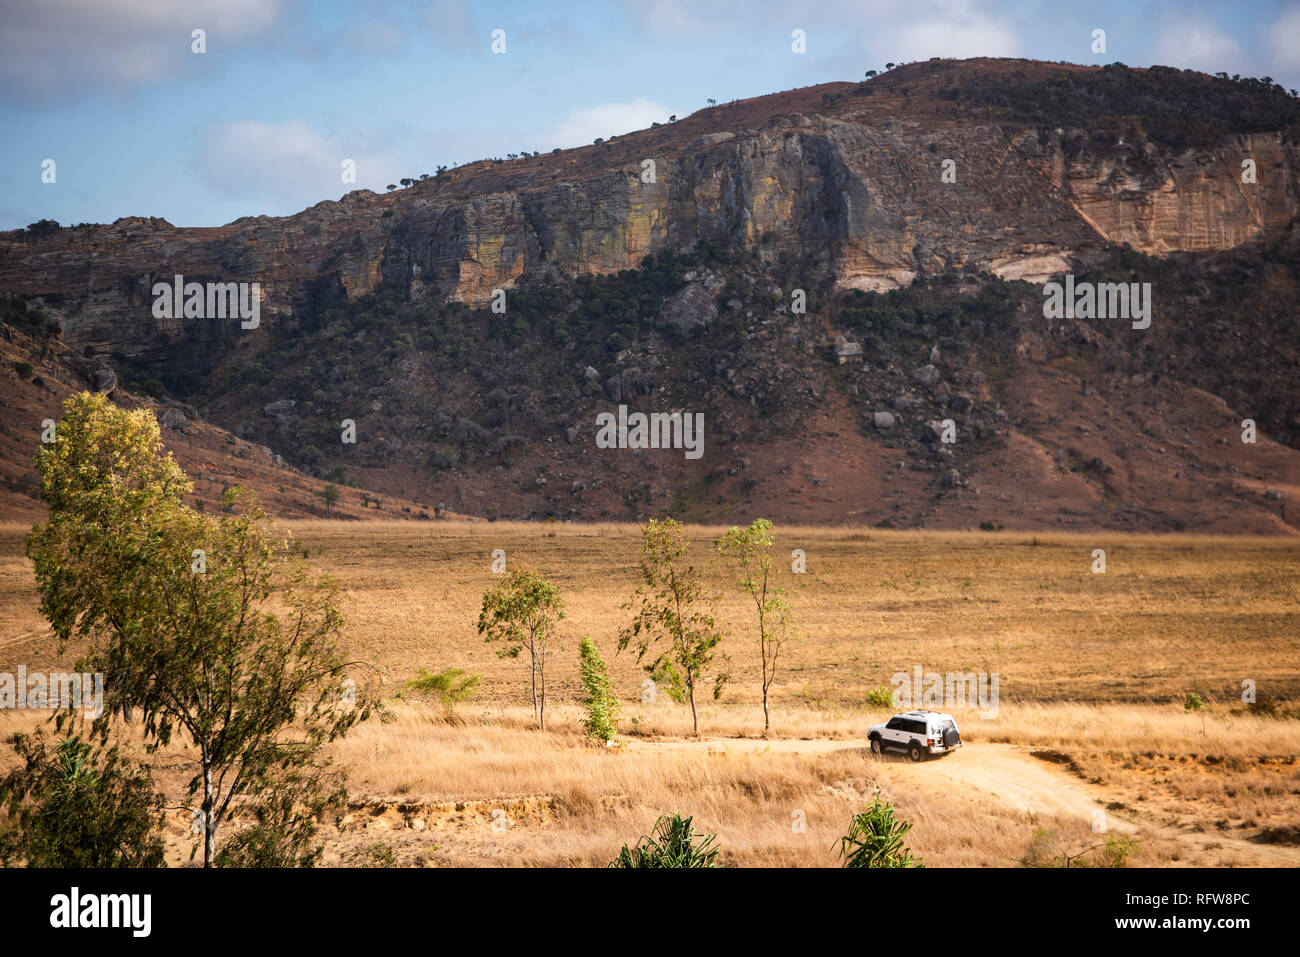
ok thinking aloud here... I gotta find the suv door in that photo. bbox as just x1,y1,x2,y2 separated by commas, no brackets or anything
883,717,906,748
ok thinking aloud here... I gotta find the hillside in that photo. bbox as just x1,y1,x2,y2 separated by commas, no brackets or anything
0,57,1297,531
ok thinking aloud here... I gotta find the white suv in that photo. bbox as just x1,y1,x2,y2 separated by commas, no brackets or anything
869,710,962,761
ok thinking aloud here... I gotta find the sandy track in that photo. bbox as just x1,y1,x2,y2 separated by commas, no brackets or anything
623,736,1300,866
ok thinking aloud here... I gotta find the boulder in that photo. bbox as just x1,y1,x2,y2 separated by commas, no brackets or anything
263,399,297,421
94,365,117,394
834,338,864,365
872,411,897,431
658,282,716,339
912,364,940,387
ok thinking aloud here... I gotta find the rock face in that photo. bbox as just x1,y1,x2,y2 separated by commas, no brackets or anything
3,59,1296,367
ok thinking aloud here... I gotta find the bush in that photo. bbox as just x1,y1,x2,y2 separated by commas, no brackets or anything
610,813,721,868
836,798,923,868
1184,692,1206,711
407,668,481,718
0,732,165,868
13,361,33,379
578,636,620,742
1021,826,1062,867
866,685,894,708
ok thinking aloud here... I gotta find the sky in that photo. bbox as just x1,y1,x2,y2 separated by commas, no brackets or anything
3,0,1299,230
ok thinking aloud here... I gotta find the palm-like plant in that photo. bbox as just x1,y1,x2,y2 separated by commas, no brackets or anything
837,799,924,868
610,813,721,868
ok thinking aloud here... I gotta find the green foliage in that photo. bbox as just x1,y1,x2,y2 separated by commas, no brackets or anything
1184,692,1206,711
0,732,165,868
1096,835,1139,868
478,564,565,729
716,518,798,732
619,518,727,736
931,61,1300,150
866,685,894,708
578,636,620,743
1022,826,1063,867
610,813,721,868
25,392,373,867
408,667,481,718
837,798,924,868
367,842,397,867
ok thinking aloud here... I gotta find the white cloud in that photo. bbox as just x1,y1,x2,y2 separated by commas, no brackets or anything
0,0,281,101
545,98,674,149
192,119,405,217
890,8,1019,61
1150,17,1247,73
1266,5,1300,73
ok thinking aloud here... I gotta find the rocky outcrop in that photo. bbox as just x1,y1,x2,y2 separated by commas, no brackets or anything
3,61,1295,370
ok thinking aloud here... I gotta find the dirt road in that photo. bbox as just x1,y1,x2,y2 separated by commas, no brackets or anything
623,736,1300,866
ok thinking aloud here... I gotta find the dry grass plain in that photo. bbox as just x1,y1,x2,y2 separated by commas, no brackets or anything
1,520,1298,867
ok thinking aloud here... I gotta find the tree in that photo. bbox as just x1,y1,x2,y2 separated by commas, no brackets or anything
408,667,481,719
0,732,165,868
717,518,798,732
864,69,878,78
399,177,413,187
836,799,923,868
320,483,340,517
885,62,895,70
478,564,564,729
610,813,721,868
386,184,397,191
578,636,620,743
26,393,373,868
706,98,716,107
618,518,727,736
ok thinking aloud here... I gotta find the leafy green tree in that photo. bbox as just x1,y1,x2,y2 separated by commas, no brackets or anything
0,732,165,868
408,667,481,718
610,813,721,868
26,392,373,868
578,636,620,743
619,518,727,736
717,518,798,732
478,564,564,729
837,799,923,868
320,483,340,517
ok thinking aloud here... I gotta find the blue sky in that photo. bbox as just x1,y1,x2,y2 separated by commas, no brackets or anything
3,0,1298,229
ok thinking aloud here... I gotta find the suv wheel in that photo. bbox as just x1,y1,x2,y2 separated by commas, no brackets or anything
908,742,923,762
870,738,884,756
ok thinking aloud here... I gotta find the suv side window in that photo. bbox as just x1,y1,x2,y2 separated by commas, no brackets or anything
904,719,925,735
886,718,904,731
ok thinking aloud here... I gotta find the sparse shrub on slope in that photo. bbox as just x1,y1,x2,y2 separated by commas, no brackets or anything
578,636,620,743
837,798,924,868
610,813,721,868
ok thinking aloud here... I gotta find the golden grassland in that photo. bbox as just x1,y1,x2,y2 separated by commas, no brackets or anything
1,520,1298,867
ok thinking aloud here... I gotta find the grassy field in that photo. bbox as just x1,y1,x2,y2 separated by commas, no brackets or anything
1,520,1298,867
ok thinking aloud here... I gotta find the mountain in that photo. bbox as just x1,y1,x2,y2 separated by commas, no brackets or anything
2,58,1298,531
